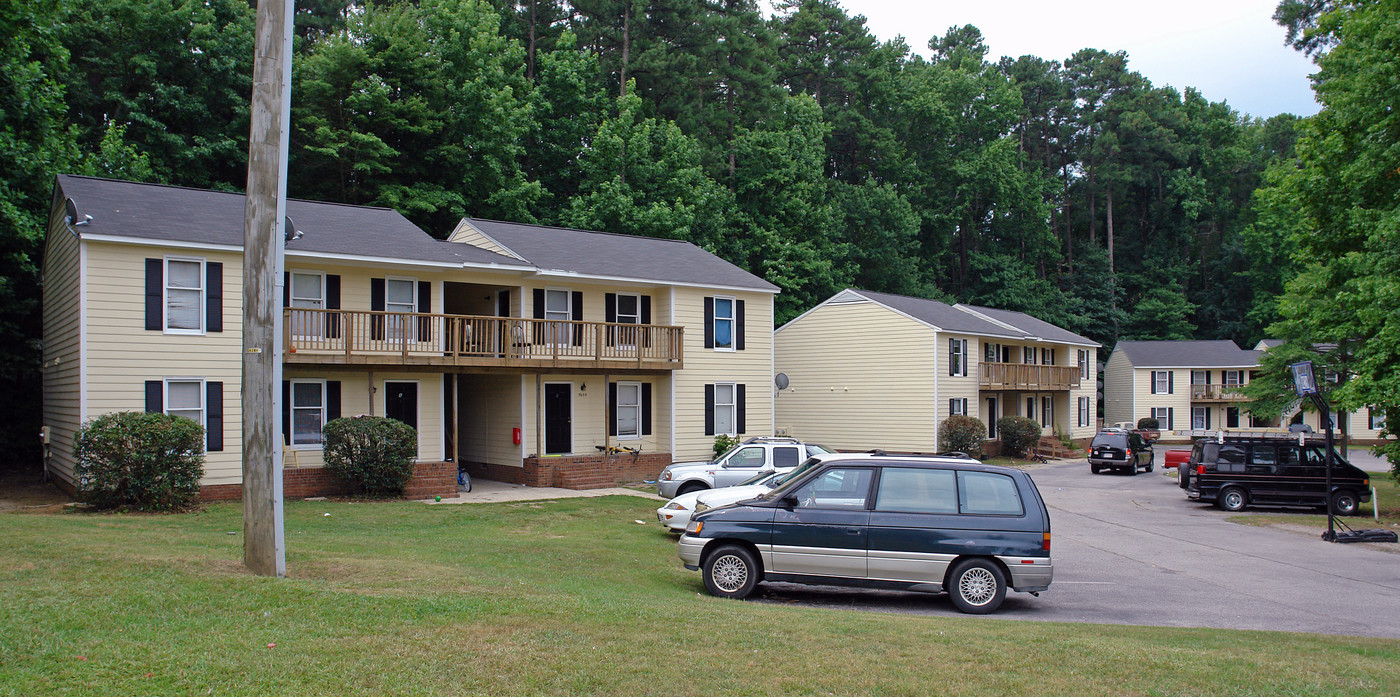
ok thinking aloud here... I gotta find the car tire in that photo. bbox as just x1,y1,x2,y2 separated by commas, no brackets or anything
702,544,760,599
677,482,707,496
1090,463,1101,474
1146,453,1154,472
1331,490,1360,516
1218,486,1248,512
947,558,1006,614
1126,465,1138,476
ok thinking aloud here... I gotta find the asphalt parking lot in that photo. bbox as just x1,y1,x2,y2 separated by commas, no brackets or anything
750,459,1400,639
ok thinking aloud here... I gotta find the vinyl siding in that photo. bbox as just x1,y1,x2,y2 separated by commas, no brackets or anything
775,300,938,452
671,287,774,462
41,196,84,485
457,374,524,467
83,241,246,485
1103,349,1136,426
519,373,671,458
447,221,515,257
1134,368,1189,430
281,371,445,469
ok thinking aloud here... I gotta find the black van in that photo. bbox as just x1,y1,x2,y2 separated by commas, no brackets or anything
677,453,1052,614
1180,434,1371,514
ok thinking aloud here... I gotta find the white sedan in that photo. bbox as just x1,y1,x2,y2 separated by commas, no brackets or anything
656,470,785,533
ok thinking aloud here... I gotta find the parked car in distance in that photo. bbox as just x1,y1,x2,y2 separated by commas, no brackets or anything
1109,421,1160,443
1164,450,1190,469
1089,430,1154,475
1182,433,1371,514
657,469,783,533
655,437,831,498
678,452,1052,614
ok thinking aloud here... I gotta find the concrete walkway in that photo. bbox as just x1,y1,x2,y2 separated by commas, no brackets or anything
425,478,664,505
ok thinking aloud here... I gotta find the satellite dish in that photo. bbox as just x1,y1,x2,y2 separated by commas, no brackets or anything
284,215,303,242
63,198,92,227
775,373,790,390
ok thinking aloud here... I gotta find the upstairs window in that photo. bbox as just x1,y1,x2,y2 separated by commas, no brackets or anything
1078,349,1090,379
713,297,735,350
948,338,968,377
165,258,204,332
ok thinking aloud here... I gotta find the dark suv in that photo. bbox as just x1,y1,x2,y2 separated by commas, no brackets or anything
1180,434,1371,514
676,453,1053,614
1088,429,1154,475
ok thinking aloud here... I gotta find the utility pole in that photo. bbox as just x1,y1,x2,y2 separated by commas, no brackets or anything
242,0,295,577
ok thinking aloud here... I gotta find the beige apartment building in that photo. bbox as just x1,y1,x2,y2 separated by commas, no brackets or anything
774,289,1100,454
43,175,777,498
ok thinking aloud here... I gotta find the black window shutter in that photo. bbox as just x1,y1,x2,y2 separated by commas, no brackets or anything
704,384,715,435
1168,371,1174,394
370,278,385,341
206,382,223,451
283,271,290,308
737,384,747,434
282,380,291,445
641,296,651,324
1150,372,1158,395
642,383,652,435
326,275,341,339
1205,408,1212,430
533,288,545,343
327,380,341,422
206,262,223,333
950,398,957,414
704,297,714,348
1206,371,1212,385
609,382,618,437
145,259,162,330
605,293,616,347
417,281,432,339
736,300,745,351
1167,407,1175,431
145,380,163,413
571,291,583,346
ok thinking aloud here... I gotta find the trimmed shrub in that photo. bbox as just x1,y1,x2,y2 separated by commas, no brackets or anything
939,415,986,458
713,434,741,459
996,416,1042,458
322,416,419,495
73,411,206,511
1137,417,1160,430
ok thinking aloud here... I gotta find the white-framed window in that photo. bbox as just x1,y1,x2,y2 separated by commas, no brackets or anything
1023,346,1035,364
289,271,325,338
1077,396,1090,427
1224,370,1242,387
1041,396,1052,427
1152,370,1171,394
949,397,968,416
1371,408,1386,431
948,338,968,377
165,378,205,428
543,287,573,346
1152,407,1173,430
615,292,640,347
1041,347,1055,365
386,277,418,342
1191,370,1209,385
1078,349,1089,380
1192,406,1207,430
713,382,737,435
290,380,326,446
616,381,641,438
713,296,735,351
164,257,205,333
985,342,1000,363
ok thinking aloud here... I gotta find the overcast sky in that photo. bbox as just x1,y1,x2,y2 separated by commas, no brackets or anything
833,0,1319,118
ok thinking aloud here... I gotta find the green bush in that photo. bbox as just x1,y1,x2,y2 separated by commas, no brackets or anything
1137,417,1160,430
713,434,741,459
939,415,986,458
996,416,1042,458
73,411,206,511
323,416,419,495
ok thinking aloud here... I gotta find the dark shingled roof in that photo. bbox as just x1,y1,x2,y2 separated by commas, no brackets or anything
1113,340,1261,368
460,219,778,292
957,304,1099,347
55,175,529,268
850,291,1027,338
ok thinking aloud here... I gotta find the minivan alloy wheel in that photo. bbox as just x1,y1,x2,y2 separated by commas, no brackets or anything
711,554,748,591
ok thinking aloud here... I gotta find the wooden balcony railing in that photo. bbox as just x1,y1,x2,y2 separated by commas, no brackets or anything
979,363,1081,391
283,308,683,371
1191,384,1248,402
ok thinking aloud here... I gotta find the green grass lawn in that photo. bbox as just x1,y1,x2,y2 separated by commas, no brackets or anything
3,498,1398,696
1232,474,1400,531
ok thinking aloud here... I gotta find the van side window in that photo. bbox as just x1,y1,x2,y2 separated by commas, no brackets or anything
875,467,957,514
1217,444,1246,472
957,471,1024,516
1247,445,1276,474
792,468,873,509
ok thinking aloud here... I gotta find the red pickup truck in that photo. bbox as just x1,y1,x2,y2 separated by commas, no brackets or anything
1108,422,1161,443
1164,450,1191,469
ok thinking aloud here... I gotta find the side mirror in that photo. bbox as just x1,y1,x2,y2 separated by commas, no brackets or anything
780,495,799,510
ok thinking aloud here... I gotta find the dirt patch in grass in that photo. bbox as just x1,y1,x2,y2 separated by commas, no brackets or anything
0,467,72,513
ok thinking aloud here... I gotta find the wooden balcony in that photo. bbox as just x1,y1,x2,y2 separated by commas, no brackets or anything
1191,384,1248,402
979,363,1081,391
282,308,683,373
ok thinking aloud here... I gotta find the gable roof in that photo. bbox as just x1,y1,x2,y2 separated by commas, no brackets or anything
956,304,1100,347
1113,340,1261,368
53,175,530,269
456,219,778,292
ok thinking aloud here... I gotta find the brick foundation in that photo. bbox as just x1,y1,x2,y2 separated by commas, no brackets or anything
196,461,458,501
461,453,672,490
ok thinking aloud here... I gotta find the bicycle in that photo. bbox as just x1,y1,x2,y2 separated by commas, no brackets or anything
596,443,642,461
